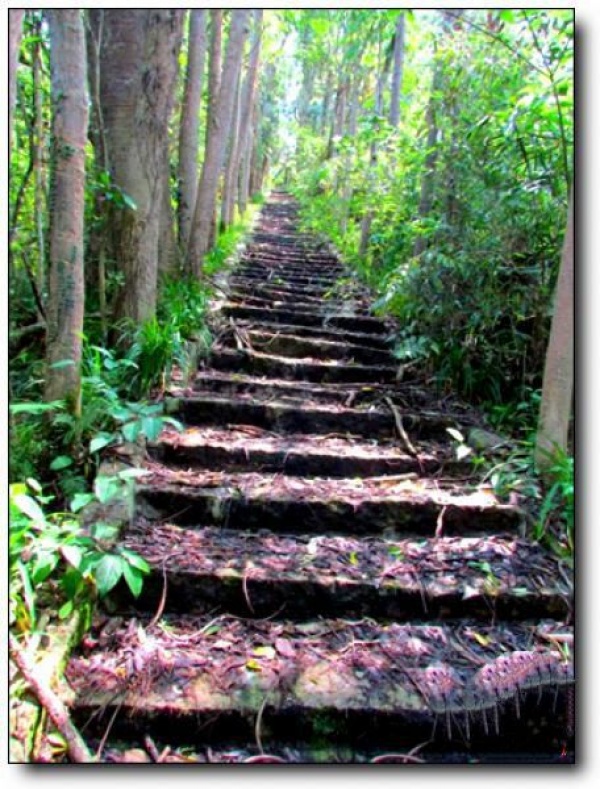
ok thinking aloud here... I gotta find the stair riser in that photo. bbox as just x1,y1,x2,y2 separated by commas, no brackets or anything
137,487,519,536
208,352,397,384
222,305,389,335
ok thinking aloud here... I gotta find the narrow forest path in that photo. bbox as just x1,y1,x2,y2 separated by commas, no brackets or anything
65,194,574,763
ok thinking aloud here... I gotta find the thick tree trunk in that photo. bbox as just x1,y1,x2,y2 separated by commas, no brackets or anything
188,10,250,275
177,10,208,250
99,10,183,324
9,9,25,145
535,199,574,470
389,12,406,128
45,10,89,412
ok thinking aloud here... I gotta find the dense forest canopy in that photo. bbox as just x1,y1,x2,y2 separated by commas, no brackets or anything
9,7,573,649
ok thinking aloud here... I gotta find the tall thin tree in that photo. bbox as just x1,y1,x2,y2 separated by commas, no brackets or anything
187,10,250,275
45,10,89,412
177,10,208,249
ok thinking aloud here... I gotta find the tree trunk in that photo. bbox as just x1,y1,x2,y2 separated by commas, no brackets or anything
535,198,574,470
9,9,25,145
233,10,263,218
220,68,243,230
159,167,178,274
413,58,444,258
177,10,208,250
188,10,250,274
204,10,223,251
45,10,89,413
389,12,406,128
33,24,46,319
359,38,386,259
99,10,183,324
239,101,259,213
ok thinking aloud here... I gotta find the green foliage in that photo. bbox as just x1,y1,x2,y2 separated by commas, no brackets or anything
10,479,150,634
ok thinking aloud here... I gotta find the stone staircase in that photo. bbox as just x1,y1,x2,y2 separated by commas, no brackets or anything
65,193,574,763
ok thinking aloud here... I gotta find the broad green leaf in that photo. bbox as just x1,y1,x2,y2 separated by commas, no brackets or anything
12,493,46,524
141,417,164,442
50,455,74,471
119,549,150,573
94,553,124,596
58,600,74,620
60,544,83,569
123,563,144,597
31,552,59,585
90,433,116,454
70,492,95,513
121,421,142,443
94,476,121,504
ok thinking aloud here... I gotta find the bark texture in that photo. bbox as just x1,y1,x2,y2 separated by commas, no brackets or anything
45,9,89,411
188,10,250,274
9,9,25,145
389,12,406,128
535,199,574,469
226,9,263,225
177,10,208,249
99,10,183,323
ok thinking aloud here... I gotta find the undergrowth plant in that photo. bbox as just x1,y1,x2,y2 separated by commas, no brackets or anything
10,478,150,634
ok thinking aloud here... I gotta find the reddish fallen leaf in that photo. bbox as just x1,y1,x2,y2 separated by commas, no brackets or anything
274,638,295,658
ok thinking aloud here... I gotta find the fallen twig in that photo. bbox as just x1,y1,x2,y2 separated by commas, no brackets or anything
10,633,96,763
384,396,418,458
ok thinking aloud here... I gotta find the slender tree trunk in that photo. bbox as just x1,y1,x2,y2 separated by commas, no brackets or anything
33,26,46,319
340,73,361,234
99,10,183,324
9,9,25,145
239,101,259,213
204,10,223,250
389,12,406,128
220,68,242,230
359,38,386,259
177,10,208,250
188,10,250,275
45,10,89,413
535,198,574,470
320,67,334,136
159,167,178,274
233,9,263,218
413,58,444,258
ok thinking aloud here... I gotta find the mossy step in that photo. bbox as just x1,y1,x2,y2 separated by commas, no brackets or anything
135,466,521,536
151,424,457,476
66,613,573,752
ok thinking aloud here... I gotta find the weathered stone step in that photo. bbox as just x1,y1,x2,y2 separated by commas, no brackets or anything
167,393,456,439
208,347,397,384
226,295,373,317
224,320,392,349
222,304,390,334
239,255,343,270
228,274,364,295
230,272,341,290
216,332,393,365
136,466,521,536
122,523,569,620
66,612,573,754
151,424,458,476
